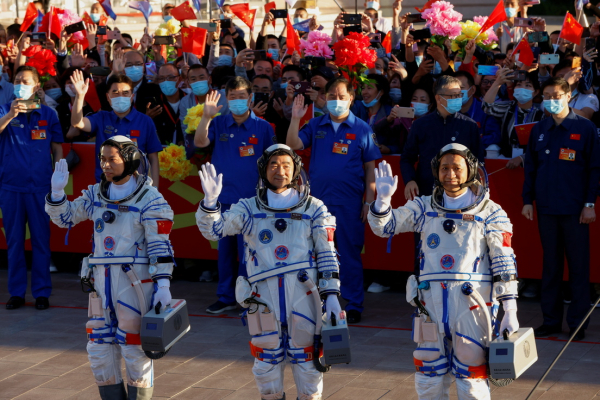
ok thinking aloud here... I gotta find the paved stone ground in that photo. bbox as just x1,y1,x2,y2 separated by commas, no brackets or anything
0,270,599,400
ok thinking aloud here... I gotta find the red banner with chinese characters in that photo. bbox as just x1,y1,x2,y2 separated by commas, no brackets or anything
0,145,598,282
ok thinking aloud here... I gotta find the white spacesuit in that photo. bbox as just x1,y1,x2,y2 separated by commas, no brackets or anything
368,144,519,400
45,136,175,400
195,144,342,400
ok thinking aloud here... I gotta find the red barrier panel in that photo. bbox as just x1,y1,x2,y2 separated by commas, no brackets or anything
0,143,597,282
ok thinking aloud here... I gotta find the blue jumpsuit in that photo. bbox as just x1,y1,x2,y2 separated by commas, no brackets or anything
298,111,381,312
0,103,63,299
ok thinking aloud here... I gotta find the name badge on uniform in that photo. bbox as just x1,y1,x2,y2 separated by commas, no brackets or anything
316,131,326,139
239,145,255,157
10,119,20,127
559,148,576,161
332,142,348,154
248,136,258,144
219,133,229,141
31,129,46,140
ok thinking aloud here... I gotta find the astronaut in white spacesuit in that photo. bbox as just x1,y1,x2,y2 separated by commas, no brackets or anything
45,136,175,400
368,144,520,400
196,144,342,400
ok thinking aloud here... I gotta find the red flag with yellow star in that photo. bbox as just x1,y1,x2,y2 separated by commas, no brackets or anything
230,3,257,29
264,2,276,29
559,12,583,44
382,31,392,54
171,1,197,21
286,15,301,55
181,26,207,56
514,122,537,145
82,11,94,25
39,6,62,39
415,0,439,13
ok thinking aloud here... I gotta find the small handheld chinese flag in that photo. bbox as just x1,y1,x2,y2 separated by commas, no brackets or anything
286,15,301,55
415,0,439,13
264,2,276,28
382,31,392,54
479,0,506,35
171,1,197,21
559,12,583,44
230,3,257,29
85,78,102,112
181,26,207,57
514,122,537,145
20,3,38,32
513,39,534,66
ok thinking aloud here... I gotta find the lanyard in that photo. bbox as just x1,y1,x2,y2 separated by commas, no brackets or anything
161,93,179,125
513,103,533,127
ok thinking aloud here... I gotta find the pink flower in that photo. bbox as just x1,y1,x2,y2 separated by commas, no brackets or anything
58,9,85,42
422,0,463,39
473,15,499,44
299,30,334,58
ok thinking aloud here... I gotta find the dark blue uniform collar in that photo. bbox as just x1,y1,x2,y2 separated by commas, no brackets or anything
319,111,357,128
113,107,139,122
225,110,258,129
552,108,578,130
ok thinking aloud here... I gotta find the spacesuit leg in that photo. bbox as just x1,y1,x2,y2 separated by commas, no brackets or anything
451,286,491,400
87,341,123,388
253,356,285,400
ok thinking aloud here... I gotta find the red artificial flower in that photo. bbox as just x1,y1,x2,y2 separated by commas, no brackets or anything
332,32,377,69
24,45,57,77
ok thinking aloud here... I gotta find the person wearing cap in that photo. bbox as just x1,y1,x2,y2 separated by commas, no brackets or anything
162,3,175,22
364,0,392,34
0,66,64,311
368,144,520,399
195,144,342,400
45,136,176,400
287,77,382,323
194,76,275,314
70,71,163,186
522,77,600,342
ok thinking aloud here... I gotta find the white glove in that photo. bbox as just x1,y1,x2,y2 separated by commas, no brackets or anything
51,159,70,201
153,279,172,311
499,299,519,336
199,162,223,209
374,160,398,213
325,294,342,321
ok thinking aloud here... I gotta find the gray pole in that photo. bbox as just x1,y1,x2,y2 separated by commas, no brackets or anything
76,0,80,16
15,0,19,19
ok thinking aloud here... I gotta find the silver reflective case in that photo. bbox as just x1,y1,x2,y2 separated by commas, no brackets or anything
489,327,538,379
141,299,191,353
321,315,351,365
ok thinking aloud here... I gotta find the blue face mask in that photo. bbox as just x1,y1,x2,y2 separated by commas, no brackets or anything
46,88,63,101
111,96,132,113
412,102,429,116
217,55,233,67
164,15,173,22
454,61,462,70
389,88,402,103
293,17,302,24
124,66,144,82
461,89,472,105
505,7,517,17
280,82,288,90
90,13,101,23
327,100,350,117
229,98,250,115
362,93,380,108
432,61,442,75
442,97,462,114
190,80,210,96
267,49,279,61
415,55,423,67
513,88,533,104
159,80,178,96
543,99,565,114
14,84,34,100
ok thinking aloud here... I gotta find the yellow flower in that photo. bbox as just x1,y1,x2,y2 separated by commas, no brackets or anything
155,26,168,36
159,144,194,181
166,18,181,35
451,42,460,52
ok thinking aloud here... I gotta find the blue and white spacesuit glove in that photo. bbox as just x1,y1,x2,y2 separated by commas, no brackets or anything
325,294,342,321
199,162,223,209
374,160,398,213
500,299,519,335
51,159,70,201
153,279,172,311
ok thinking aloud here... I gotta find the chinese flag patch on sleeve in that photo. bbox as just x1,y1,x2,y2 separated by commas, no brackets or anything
326,228,335,242
501,232,512,247
157,220,174,234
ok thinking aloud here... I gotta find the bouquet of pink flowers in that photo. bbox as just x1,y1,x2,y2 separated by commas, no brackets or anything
58,9,85,44
422,1,463,48
473,16,500,47
299,31,334,59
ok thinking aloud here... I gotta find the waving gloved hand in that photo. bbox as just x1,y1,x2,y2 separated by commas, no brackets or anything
374,160,398,213
51,159,70,201
325,294,342,321
199,162,223,209
499,299,519,336
153,279,172,311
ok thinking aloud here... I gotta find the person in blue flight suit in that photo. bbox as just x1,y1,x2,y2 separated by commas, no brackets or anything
522,77,600,342
194,76,275,314
454,71,501,148
0,66,64,310
69,70,163,187
286,77,382,323
401,75,484,275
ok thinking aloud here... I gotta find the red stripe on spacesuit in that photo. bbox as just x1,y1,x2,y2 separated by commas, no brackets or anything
132,279,153,286
469,302,492,311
